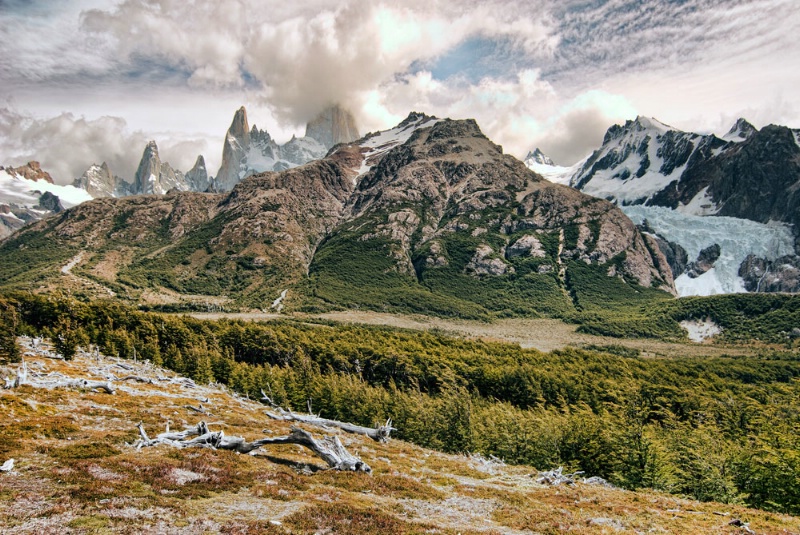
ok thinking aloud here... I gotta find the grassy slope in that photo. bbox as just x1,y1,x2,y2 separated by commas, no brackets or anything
1,343,797,534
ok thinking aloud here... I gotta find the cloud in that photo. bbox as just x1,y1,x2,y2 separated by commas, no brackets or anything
1,0,799,175
0,107,212,184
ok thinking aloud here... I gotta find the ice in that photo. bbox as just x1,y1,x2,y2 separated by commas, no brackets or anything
0,169,92,208
622,205,795,296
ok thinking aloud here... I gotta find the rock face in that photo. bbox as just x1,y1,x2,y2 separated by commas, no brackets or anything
524,148,554,167
2,161,54,184
0,114,674,314
72,162,131,198
739,255,800,293
185,155,210,192
304,104,360,150
133,141,188,195
213,105,358,192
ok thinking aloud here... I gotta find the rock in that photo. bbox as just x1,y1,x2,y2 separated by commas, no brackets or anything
506,234,546,259
649,234,688,277
305,104,360,150
687,244,721,278
5,161,54,183
739,254,800,292
466,245,511,276
133,141,188,195
185,155,210,192
38,191,64,212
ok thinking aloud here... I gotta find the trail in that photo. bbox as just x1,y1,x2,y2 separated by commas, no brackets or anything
60,251,116,297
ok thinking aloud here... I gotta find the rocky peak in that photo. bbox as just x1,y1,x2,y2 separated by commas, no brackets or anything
134,141,162,195
305,104,360,149
73,161,119,198
4,161,54,183
524,148,555,166
723,118,757,142
185,155,210,192
229,106,251,148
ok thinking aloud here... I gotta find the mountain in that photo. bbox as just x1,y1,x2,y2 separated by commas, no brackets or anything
523,148,579,186
0,161,92,240
213,105,360,191
133,140,190,195
71,162,132,198
0,114,674,316
569,117,800,295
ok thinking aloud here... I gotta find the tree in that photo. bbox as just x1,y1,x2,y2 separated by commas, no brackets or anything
0,298,20,363
52,318,88,361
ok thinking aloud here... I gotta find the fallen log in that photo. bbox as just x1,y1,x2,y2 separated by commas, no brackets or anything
261,390,393,443
3,361,115,394
134,421,371,472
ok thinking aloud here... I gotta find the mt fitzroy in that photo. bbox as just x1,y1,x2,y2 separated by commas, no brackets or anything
529,117,800,295
0,113,674,316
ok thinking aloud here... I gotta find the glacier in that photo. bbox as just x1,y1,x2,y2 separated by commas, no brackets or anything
622,205,795,297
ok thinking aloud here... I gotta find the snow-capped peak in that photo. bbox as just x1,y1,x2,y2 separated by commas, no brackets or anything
722,118,757,142
351,112,441,182
633,116,672,134
523,148,555,167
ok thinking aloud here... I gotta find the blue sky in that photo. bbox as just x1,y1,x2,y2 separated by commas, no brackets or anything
1,0,798,183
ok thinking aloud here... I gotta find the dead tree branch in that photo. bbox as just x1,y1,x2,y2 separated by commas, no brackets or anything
261,390,393,443
133,421,371,472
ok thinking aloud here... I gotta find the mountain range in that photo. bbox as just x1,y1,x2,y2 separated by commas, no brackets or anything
2,109,799,306
0,112,674,316
526,117,800,295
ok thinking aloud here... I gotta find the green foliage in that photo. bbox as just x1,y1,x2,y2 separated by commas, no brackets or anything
7,292,800,514
0,297,20,362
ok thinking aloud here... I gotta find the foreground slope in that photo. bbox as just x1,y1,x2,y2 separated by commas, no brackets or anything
0,114,674,315
2,339,797,534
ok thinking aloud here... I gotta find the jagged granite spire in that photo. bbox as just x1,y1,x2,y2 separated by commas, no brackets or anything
215,107,252,191
135,141,162,195
185,155,210,192
305,104,360,149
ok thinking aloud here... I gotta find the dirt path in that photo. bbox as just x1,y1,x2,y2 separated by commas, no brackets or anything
189,310,756,358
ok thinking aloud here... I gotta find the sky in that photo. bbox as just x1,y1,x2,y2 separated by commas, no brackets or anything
0,0,798,184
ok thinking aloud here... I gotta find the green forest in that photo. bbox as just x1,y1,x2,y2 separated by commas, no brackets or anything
1,292,799,514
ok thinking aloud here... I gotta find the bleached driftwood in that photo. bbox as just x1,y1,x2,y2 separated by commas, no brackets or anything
535,466,583,486
3,361,115,394
134,421,371,472
0,459,14,472
262,390,394,443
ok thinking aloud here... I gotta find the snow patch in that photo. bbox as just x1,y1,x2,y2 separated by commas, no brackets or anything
680,318,722,343
676,186,720,216
0,169,92,208
524,159,581,186
623,205,795,296
355,116,441,182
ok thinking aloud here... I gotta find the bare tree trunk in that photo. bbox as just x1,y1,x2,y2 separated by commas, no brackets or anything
133,421,371,472
262,390,394,442
3,361,115,394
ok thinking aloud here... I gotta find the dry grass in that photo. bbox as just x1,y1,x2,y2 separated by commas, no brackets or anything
0,345,798,534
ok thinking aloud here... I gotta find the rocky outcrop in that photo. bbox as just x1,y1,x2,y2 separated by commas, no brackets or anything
686,244,721,278
215,107,252,192
739,254,800,293
37,191,64,213
649,235,688,278
2,161,54,184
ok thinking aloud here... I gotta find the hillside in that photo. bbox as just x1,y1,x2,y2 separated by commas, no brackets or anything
0,115,674,318
2,337,799,534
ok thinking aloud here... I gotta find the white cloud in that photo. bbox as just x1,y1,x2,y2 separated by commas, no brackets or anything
1,0,799,176
0,107,212,185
